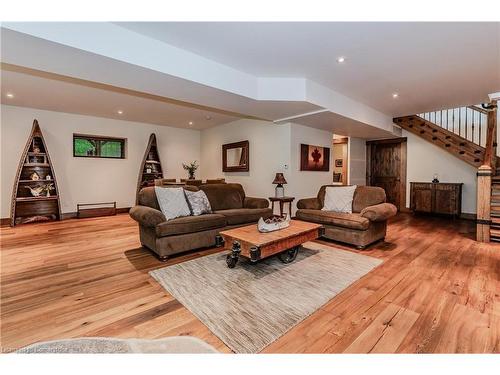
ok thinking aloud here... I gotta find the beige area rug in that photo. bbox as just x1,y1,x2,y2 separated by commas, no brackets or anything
150,241,382,353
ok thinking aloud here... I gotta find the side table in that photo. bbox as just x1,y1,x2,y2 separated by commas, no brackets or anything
269,196,295,217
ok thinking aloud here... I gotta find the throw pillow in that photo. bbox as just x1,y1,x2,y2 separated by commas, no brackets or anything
154,187,191,221
321,185,357,213
184,190,212,216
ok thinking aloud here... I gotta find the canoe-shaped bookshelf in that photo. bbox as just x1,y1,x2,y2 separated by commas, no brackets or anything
10,120,62,226
136,133,164,202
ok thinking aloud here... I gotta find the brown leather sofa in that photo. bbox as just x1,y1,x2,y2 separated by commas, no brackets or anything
129,183,272,260
296,185,397,249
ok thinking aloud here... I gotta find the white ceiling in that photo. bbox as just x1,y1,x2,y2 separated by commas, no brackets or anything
1,22,498,139
0,68,241,129
118,22,500,116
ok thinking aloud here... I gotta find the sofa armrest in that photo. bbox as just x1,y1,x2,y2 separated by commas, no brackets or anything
297,197,321,210
244,197,269,209
360,203,397,222
129,205,166,227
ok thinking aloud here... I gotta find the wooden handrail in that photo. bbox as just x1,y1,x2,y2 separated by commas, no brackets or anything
467,105,488,115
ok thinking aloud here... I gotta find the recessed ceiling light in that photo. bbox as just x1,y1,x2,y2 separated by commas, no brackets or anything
392,93,399,99
205,115,212,121
336,56,346,63
117,110,123,115
6,93,14,98
188,121,194,126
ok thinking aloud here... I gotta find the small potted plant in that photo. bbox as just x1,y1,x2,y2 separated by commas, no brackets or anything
182,161,199,180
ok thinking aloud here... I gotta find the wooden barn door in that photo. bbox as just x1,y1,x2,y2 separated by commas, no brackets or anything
366,138,407,211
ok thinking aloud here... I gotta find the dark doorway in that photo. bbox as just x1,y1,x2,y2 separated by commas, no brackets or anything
366,138,407,211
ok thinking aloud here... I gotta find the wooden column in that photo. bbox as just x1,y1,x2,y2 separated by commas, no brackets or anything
491,105,497,171
476,165,492,242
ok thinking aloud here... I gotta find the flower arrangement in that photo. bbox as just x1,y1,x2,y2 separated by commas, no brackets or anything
182,161,199,179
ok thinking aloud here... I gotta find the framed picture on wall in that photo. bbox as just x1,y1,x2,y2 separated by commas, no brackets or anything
300,144,330,171
335,159,343,167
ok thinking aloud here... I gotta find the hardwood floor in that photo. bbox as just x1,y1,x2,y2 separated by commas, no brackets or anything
1,213,499,353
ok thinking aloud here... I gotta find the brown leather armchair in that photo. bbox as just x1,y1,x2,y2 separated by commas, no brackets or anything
296,185,397,249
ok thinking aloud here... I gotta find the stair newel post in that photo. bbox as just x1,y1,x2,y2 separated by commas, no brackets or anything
477,101,497,242
491,106,497,171
476,165,492,242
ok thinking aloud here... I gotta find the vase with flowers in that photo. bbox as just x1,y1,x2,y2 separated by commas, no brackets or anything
182,161,199,180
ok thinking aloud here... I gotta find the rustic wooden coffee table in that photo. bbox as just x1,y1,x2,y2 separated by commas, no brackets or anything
218,220,323,268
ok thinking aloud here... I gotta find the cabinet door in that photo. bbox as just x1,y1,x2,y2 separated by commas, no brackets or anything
434,186,457,215
414,189,432,212
411,183,433,212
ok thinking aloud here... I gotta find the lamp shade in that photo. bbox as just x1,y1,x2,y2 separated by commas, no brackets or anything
272,173,287,185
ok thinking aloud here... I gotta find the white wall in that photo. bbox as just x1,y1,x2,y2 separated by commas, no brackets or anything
348,137,367,186
404,130,477,214
1,105,201,217
200,119,291,203
200,119,335,214
288,123,334,211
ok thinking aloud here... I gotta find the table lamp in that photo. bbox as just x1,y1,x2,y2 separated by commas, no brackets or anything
272,173,287,198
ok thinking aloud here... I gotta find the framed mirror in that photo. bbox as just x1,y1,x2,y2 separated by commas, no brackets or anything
222,140,249,172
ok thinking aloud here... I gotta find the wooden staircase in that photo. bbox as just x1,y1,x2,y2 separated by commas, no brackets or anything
394,102,498,243
394,111,490,168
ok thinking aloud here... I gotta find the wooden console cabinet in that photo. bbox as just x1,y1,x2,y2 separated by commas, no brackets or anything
410,182,463,217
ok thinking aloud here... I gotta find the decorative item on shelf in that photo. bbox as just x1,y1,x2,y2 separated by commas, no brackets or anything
146,165,152,174
45,183,55,196
25,183,54,197
432,174,439,183
46,175,52,180
258,214,290,233
27,155,46,164
30,172,40,181
335,159,343,167
33,146,41,154
272,173,287,198
182,160,199,179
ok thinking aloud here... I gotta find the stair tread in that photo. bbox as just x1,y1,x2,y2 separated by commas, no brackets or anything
489,229,500,236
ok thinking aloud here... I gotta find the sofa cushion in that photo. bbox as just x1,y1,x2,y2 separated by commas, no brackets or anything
199,183,245,210
184,190,212,216
215,208,272,225
155,187,191,221
155,214,226,237
296,209,370,230
138,185,198,211
316,185,386,213
322,185,357,213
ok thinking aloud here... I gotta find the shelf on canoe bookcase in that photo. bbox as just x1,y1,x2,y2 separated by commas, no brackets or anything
10,119,61,226
16,196,59,202
18,179,55,183
24,163,50,167
136,133,164,203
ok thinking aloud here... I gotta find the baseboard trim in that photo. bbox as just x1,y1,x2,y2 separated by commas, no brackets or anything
460,213,477,221
1,207,131,227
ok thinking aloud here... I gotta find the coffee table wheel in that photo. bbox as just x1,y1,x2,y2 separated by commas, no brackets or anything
278,246,299,263
226,254,238,268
